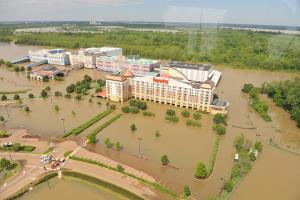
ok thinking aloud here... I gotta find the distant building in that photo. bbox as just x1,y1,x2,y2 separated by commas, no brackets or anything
69,47,122,69
29,65,64,81
89,19,97,25
160,61,222,86
28,49,70,65
96,55,160,75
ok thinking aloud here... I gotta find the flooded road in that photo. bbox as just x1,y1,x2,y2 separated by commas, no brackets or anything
1,42,300,199
18,176,131,200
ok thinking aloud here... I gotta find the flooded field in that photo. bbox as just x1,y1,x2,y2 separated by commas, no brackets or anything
1,42,300,199
18,176,131,200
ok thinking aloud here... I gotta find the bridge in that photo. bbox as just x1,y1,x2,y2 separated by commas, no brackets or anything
26,59,48,68
10,56,30,64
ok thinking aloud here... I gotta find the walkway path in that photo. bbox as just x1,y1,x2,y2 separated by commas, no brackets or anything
0,142,159,200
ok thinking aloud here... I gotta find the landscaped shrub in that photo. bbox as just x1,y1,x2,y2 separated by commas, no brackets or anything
143,111,155,117
193,112,201,120
181,110,190,117
213,124,226,135
130,106,139,114
54,91,63,97
186,119,201,127
166,109,176,116
165,115,179,123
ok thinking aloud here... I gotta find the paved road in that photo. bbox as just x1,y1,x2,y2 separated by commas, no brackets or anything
0,150,159,200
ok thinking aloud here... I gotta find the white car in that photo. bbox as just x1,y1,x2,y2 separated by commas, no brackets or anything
40,158,51,164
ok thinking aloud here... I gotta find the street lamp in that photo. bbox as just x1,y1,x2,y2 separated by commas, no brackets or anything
137,137,142,157
61,118,66,133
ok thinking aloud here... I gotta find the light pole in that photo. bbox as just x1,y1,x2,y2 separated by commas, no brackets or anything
61,118,66,133
138,137,142,157
6,144,13,163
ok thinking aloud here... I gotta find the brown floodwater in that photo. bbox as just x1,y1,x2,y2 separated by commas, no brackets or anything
18,176,131,200
1,42,300,200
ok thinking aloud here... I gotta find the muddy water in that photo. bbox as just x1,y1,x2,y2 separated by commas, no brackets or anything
1,43,300,199
230,146,300,200
18,176,131,200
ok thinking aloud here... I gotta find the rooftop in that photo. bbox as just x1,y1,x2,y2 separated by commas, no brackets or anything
212,99,229,107
167,61,213,71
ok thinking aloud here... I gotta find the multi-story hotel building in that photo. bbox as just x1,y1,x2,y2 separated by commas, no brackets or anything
29,49,70,65
105,69,133,102
69,47,122,68
131,76,214,112
105,70,229,114
96,55,160,75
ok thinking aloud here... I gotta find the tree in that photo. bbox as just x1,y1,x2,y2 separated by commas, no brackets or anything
54,105,60,111
24,106,30,112
87,134,96,144
109,104,116,110
129,99,138,107
136,101,147,110
130,124,136,131
28,94,34,99
1,95,7,101
0,59,4,65
5,61,12,68
75,95,82,101
155,131,161,138
83,74,92,82
115,141,122,151
116,164,125,172
254,141,263,153
166,109,176,116
242,84,254,93
224,180,234,192
0,116,4,121
45,86,51,91
213,124,226,135
122,106,131,113
193,112,201,120
41,90,48,98
194,162,207,179
27,66,32,72
181,110,190,117
183,185,191,197
54,91,62,97
13,94,20,100
66,84,76,93
130,106,139,114
234,134,245,151
14,66,20,72
213,113,227,125
161,155,170,165
249,153,256,161
104,138,113,148
20,66,25,72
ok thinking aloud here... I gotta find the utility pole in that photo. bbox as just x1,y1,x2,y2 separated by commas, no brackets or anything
137,137,142,157
61,118,66,133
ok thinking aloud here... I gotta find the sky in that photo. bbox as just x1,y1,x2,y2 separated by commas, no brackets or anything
0,0,299,26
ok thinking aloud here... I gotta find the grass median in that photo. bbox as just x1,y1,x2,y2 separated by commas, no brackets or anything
70,156,178,198
63,109,113,138
86,114,122,144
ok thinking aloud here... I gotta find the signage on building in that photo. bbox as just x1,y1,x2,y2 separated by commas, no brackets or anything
153,77,169,84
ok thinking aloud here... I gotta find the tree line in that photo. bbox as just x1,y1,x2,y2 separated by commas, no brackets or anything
0,28,298,71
